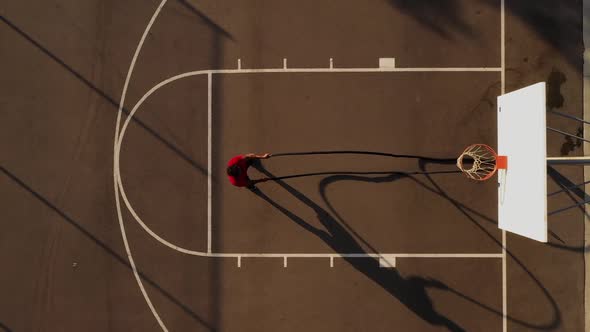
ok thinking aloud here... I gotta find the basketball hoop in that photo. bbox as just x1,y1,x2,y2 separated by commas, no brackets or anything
457,144,507,181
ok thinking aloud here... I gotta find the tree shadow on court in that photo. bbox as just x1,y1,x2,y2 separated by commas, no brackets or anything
251,162,467,332
386,0,478,40
386,0,583,68
0,166,216,332
496,0,583,69
388,0,584,71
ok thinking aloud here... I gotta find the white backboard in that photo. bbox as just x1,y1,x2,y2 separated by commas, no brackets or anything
497,82,547,242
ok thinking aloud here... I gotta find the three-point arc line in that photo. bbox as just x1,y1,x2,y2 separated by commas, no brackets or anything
114,2,508,331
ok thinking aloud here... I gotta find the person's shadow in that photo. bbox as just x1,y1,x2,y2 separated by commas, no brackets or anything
249,161,465,332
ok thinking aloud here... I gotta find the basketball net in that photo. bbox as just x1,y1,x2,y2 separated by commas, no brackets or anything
457,144,507,181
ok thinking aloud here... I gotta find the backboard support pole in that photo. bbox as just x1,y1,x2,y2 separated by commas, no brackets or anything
547,156,590,165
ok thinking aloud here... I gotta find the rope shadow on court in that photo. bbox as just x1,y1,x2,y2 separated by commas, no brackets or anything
250,157,564,331
251,161,466,332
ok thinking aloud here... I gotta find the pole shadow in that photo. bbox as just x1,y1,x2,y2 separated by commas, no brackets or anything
175,0,234,40
0,15,208,176
547,166,590,210
0,166,215,331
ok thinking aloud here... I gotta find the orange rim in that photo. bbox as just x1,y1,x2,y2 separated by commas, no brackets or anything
456,144,498,181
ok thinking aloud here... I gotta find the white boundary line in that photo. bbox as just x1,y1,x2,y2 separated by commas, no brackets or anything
501,0,507,331
584,0,590,328
207,73,212,254
115,67,505,260
209,253,503,258
113,0,169,331
501,0,506,94
211,67,501,73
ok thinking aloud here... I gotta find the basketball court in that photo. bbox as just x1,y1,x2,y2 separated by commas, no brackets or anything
0,1,586,331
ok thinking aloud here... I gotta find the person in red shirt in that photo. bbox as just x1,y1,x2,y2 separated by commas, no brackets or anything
227,153,271,188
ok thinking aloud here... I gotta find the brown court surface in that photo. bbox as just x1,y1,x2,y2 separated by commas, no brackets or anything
0,1,585,331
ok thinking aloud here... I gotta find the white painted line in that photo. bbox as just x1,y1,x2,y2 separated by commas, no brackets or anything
210,253,503,258
237,256,241,268
283,58,287,69
116,67,507,260
379,58,396,68
207,73,212,254
501,0,506,95
237,58,241,70
113,1,169,331
379,256,396,268
114,5,507,331
502,231,507,332
501,1,507,331
330,256,334,267
210,67,501,74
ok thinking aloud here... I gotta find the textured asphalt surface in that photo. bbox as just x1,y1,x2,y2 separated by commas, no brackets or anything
1,0,584,331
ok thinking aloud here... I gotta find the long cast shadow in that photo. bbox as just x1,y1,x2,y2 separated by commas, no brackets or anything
253,158,563,330
0,166,215,331
387,0,477,39
251,163,466,332
500,0,583,69
0,15,207,176
257,169,459,182
547,166,590,213
175,0,234,40
386,0,583,68
318,169,562,329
